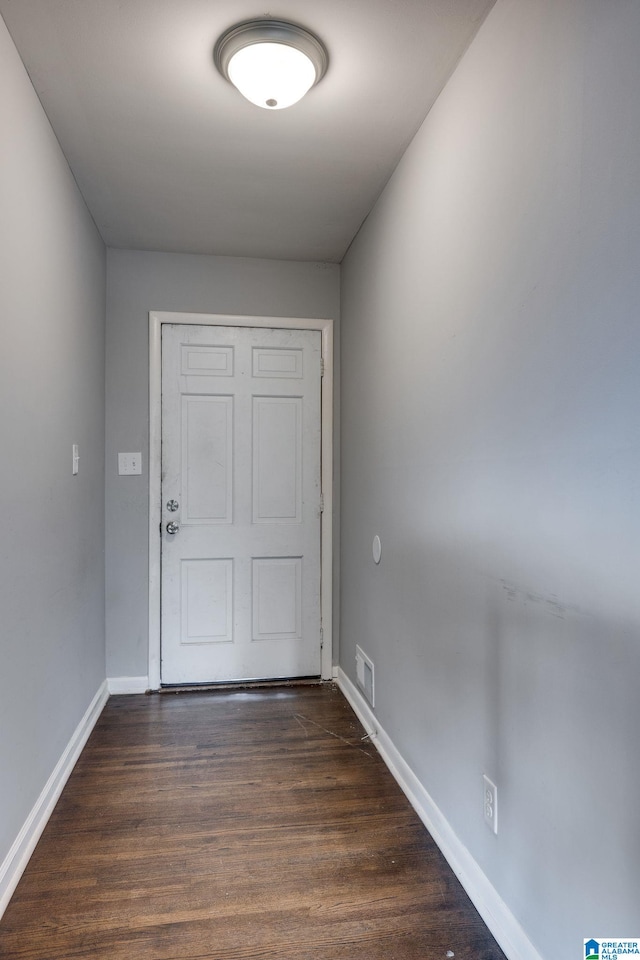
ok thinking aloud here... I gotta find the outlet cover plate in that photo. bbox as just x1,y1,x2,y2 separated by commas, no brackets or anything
118,452,142,476
483,774,498,834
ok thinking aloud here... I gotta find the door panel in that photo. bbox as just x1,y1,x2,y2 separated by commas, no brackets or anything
182,395,233,522
252,396,302,523
181,558,233,644
252,557,302,641
161,324,322,684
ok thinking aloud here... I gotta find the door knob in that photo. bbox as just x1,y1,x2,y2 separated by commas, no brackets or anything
166,521,179,535
166,499,179,512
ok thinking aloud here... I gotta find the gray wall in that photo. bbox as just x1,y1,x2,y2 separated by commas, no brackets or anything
0,15,106,870
340,0,640,956
106,249,340,679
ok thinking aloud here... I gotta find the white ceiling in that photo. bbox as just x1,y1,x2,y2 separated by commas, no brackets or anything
0,0,495,262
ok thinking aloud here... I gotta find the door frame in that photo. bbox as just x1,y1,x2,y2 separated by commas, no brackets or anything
148,311,334,689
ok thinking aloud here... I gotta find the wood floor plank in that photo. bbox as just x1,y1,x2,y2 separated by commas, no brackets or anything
0,685,506,960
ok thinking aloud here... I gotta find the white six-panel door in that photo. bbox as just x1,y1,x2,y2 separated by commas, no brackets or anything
160,324,322,684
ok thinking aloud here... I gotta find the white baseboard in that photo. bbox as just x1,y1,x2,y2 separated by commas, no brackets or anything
0,680,109,919
335,667,544,960
107,676,149,694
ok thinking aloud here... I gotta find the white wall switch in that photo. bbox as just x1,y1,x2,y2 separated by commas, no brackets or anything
72,444,79,475
118,452,142,475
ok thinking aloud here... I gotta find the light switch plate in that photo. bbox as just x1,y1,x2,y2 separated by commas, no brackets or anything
118,452,142,475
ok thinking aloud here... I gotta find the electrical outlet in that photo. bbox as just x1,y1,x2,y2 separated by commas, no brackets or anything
118,452,142,476
483,775,498,834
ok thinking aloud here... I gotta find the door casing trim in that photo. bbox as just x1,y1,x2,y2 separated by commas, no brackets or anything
148,311,334,689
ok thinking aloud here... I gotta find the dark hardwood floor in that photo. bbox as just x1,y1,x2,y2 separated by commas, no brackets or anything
0,684,506,959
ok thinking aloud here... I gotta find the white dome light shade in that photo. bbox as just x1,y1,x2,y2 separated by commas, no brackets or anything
215,19,328,111
228,43,316,110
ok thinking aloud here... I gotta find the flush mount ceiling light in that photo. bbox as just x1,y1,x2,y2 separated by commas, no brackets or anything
214,19,328,110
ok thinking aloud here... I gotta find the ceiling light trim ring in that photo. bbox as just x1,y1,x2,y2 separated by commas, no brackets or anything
214,18,329,88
